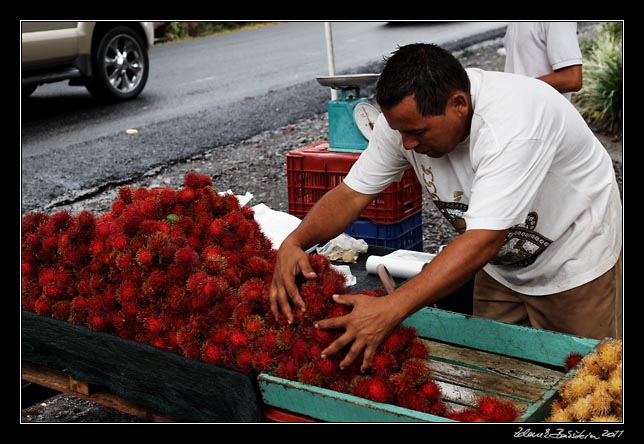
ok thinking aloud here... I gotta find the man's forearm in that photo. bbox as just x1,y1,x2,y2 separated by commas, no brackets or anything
383,228,510,324
538,64,583,94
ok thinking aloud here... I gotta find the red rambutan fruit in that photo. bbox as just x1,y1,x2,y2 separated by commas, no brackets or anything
564,352,584,372
308,254,330,274
381,328,409,354
88,313,107,332
142,270,168,298
363,376,395,404
118,186,134,203
407,339,430,361
398,358,432,386
371,352,398,377
253,351,274,372
220,232,241,251
245,256,270,277
328,304,350,319
235,349,255,373
231,301,256,325
186,271,209,294
275,359,299,381
229,330,251,348
145,316,165,336
314,357,337,378
238,278,266,303
276,327,298,351
177,188,196,205
476,396,518,422
289,338,311,362
298,362,323,386
208,219,227,238
135,249,154,268
243,315,265,337
51,301,71,320
38,268,57,287
174,246,198,265
111,199,127,216
202,342,224,365
34,297,52,316
109,233,128,250
21,211,49,233
419,380,442,400
256,329,278,352
308,326,336,345
21,262,34,276
350,376,371,398
184,172,213,189
202,276,230,301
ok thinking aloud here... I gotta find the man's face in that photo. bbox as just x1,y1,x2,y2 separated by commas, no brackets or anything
381,94,471,158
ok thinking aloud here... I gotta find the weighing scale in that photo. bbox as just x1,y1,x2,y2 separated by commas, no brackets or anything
316,74,381,153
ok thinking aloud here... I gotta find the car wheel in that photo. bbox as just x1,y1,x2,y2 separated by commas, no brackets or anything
86,26,149,101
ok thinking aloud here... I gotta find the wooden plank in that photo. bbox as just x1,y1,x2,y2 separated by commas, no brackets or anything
422,339,565,387
22,362,174,422
404,307,600,367
68,375,93,396
435,380,531,413
428,360,544,403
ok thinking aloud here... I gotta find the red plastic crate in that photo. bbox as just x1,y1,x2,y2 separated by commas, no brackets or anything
287,141,422,224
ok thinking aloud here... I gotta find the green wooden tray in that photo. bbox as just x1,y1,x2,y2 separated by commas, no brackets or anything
258,307,601,422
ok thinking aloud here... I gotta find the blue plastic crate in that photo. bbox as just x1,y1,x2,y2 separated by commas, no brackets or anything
344,212,423,252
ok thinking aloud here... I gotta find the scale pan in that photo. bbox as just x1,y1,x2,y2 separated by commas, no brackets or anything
316,74,380,89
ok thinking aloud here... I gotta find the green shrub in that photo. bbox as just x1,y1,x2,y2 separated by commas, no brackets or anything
574,23,623,134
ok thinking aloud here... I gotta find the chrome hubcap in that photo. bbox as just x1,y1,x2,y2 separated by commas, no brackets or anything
104,34,145,94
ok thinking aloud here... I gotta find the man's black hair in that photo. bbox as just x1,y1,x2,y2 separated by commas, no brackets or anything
375,43,470,116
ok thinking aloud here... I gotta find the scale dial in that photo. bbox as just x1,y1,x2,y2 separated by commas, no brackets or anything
353,102,381,140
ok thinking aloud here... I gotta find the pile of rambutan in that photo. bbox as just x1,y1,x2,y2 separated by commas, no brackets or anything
547,339,623,422
22,172,518,422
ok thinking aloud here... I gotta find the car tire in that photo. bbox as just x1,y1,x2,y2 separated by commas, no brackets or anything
86,26,149,101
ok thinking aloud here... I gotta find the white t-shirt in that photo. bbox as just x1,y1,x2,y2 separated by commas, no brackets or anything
343,68,622,295
504,22,582,100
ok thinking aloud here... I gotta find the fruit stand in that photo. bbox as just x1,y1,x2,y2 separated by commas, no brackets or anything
21,245,601,423
21,173,615,423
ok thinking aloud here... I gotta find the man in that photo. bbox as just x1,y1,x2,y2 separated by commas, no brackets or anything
269,43,622,372
504,21,583,100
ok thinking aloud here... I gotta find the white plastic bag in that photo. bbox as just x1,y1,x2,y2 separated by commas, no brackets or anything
316,233,368,263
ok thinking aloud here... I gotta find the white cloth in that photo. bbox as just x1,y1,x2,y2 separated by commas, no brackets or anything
503,22,582,100
343,68,622,296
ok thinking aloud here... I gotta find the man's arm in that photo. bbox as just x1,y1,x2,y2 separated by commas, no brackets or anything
269,182,375,323
538,64,583,94
316,227,510,371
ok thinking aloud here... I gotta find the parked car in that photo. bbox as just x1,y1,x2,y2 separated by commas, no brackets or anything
21,21,155,101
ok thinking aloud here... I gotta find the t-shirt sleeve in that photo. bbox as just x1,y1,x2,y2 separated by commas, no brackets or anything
343,113,411,195
465,131,554,231
544,22,583,71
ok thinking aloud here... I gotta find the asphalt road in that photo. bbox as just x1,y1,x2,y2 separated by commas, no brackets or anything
20,21,507,213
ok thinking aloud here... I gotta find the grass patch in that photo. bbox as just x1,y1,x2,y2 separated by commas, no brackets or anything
154,22,285,44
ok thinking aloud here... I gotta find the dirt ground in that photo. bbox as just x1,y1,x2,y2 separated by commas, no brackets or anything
21,21,622,423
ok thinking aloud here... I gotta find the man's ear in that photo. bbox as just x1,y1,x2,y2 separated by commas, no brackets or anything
450,91,469,117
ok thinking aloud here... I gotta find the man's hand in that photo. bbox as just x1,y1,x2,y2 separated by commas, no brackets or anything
269,241,317,324
315,293,403,373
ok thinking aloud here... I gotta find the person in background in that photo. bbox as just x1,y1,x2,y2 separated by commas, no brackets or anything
503,22,583,100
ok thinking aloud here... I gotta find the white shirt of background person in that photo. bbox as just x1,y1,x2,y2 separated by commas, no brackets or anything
502,22,583,101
